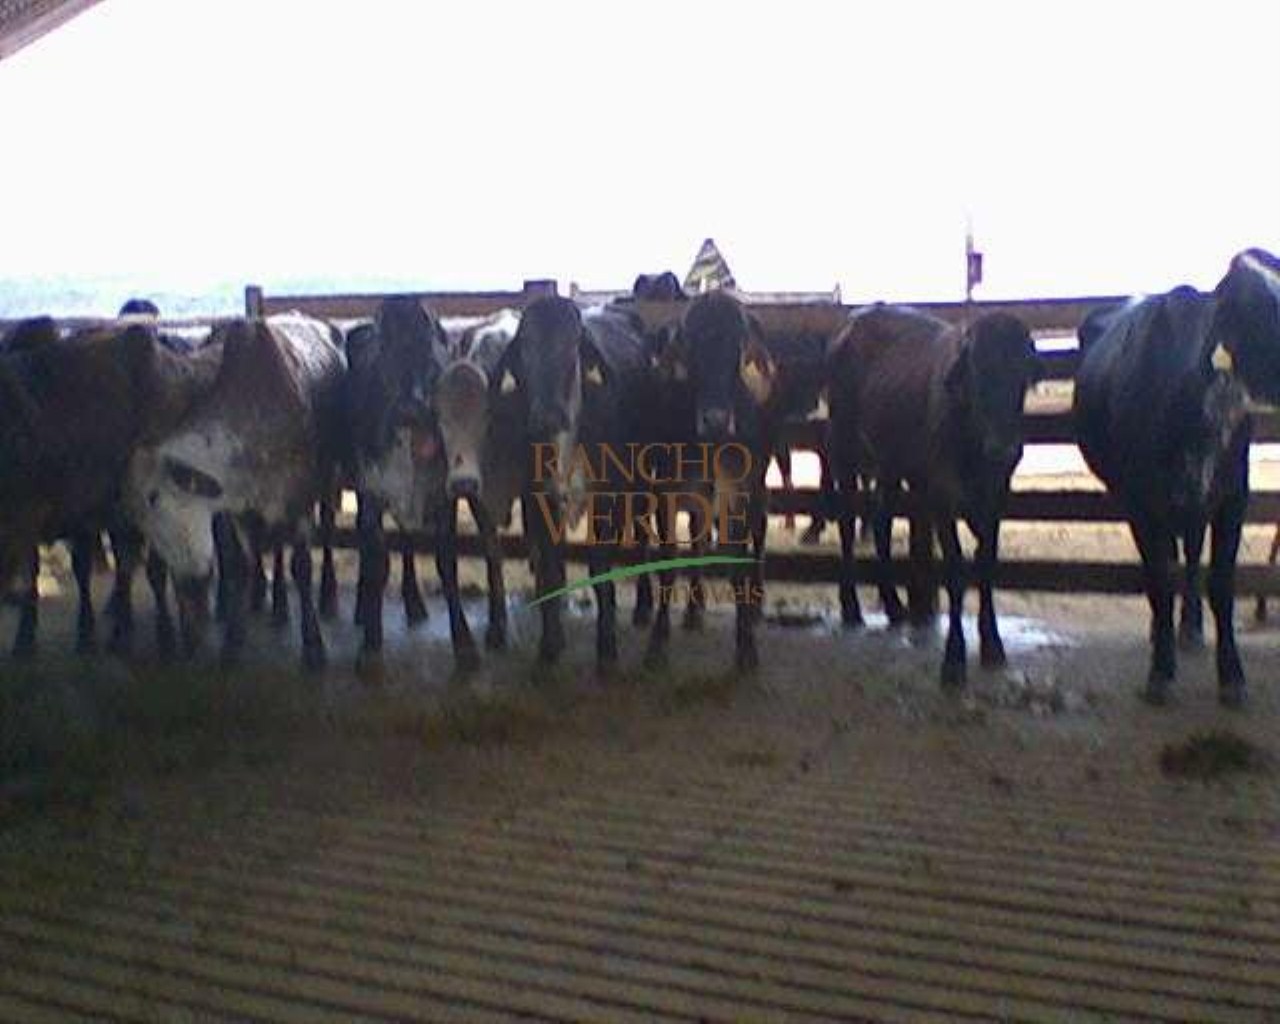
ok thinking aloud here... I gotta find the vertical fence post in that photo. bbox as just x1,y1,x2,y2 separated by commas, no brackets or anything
244,284,264,319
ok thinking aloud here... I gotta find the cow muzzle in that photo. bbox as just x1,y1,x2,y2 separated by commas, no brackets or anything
698,407,734,440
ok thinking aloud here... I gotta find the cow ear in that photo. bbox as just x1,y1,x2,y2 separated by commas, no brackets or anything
739,339,776,406
489,344,520,397
655,326,688,381
580,335,610,390
739,314,775,405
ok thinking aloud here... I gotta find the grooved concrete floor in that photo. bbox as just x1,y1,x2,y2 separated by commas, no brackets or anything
2,594,1279,1023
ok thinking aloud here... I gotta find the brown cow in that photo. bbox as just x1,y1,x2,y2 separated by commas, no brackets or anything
827,304,1040,686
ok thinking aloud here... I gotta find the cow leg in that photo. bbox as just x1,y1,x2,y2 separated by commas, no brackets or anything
645,496,676,668
632,513,654,627
1210,492,1247,708
291,539,326,673
837,482,864,628
684,502,707,632
748,485,768,623
145,549,177,660
972,508,1007,668
106,528,141,657
590,494,619,673
1179,522,1206,649
778,447,796,533
1254,525,1280,622
802,441,834,546
71,532,97,656
214,514,248,668
401,546,428,626
525,490,565,666
247,545,267,615
353,493,373,627
318,496,339,621
633,562,654,626
12,546,39,660
1131,517,1176,704
355,497,389,682
731,487,758,673
214,522,232,624
270,543,290,628
907,511,937,626
937,516,967,688
872,483,907,625
174,575,209,659
436,501,479,673
470,496,507,651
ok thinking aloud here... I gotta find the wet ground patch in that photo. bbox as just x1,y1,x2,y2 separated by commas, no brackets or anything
1159,729,1273,781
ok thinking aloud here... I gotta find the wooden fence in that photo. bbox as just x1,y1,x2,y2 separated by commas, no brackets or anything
245,279,1280,598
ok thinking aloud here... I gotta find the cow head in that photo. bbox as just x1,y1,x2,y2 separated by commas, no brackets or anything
345,299,449,522
372,295,448,447
660,290,775,441
507,297,584,495
632,271,688,303
947,313,1041,473
119,298,160,319
435,359,491,501
434,310,521,504
1211,248,1280,406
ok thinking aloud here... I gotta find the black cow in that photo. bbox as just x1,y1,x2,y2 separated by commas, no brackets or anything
827,305,1040,686
507,296,655,671
645,290,778,671
342,297,449,678
1074,249,1280,707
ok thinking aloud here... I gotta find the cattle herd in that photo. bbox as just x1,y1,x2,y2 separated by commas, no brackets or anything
2,249,1279,710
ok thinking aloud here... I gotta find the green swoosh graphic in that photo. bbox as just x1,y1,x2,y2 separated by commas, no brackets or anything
527,555,759,607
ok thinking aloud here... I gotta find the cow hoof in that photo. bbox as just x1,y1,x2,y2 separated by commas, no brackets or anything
485,625,507,651
979,644,1007,669
1219,680,1248,709
355,650,385,686
940,660,967,690
736,646,759,673
841,607,865,631
106,633,133,659
644,645,669,672
404,598,429,627
271,609,290,630
1254,598,1268,624
884,602,908,628
302,645,327,674
1142,677,1172,707
454,644,481,675
1178,627,1205,652
682,607,705,632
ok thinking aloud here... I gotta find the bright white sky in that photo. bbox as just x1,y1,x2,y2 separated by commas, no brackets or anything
2,0,1278,301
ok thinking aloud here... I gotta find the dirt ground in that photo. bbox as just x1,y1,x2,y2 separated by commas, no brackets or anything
2,491,1279,1021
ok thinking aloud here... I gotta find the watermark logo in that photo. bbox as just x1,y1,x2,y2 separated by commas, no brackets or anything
527,441,761,607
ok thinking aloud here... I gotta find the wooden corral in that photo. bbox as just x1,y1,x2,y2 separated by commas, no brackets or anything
247,280,1280,599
